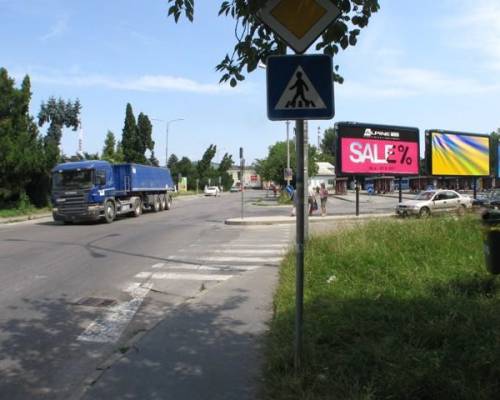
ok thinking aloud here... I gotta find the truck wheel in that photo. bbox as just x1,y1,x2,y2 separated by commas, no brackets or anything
104,201,116,223
131,198,142,217
165,195,172,210
160,194,166,211
152,195,161,212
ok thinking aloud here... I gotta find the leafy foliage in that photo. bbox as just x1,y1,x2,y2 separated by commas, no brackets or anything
38,96,81,166
255,140,318,186
166,0,380,85
121,103,141,163
0,69,45,206
137,112,154,163
318,127,336,164
102,130,117,162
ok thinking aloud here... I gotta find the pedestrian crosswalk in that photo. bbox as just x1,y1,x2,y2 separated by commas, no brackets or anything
77,225,293,343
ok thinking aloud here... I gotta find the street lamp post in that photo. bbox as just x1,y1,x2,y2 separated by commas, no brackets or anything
166,118,184,166
152,118,184,166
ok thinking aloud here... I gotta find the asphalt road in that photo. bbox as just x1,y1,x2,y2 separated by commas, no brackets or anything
0,190,400,399
0,191,295,400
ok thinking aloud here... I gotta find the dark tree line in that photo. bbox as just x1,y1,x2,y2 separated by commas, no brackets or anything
168,145,235,191
0,68,82,208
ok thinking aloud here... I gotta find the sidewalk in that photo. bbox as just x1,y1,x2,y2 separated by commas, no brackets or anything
80,262,278,400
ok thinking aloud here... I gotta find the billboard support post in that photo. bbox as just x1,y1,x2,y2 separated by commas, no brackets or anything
294,119,305,371
355,178,360,216
473,177,477,199
398,177,403,203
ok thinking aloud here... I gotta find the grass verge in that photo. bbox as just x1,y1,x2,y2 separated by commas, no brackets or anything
0,207,51,219
264,215,500,400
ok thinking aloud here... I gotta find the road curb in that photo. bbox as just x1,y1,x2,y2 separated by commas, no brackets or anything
225,213,395,225
0,213,52,225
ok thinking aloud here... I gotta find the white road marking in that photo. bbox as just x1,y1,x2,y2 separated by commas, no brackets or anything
151,263,165,269
201,256,282,263
209,249,284,255
219,244,287,248
148,272,233,281
77,282,152,343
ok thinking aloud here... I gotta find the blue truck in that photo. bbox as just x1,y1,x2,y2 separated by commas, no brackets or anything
51,160,174,223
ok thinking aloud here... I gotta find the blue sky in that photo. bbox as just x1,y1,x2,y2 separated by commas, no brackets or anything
1,0,499,165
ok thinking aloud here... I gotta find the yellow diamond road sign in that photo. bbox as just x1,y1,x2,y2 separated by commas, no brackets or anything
259,0,341,54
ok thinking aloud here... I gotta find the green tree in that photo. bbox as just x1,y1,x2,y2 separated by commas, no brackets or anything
102,130,117,162
115,141,125,163
0,69,44,205
167,0,380,86
121,103,142,163
197,144,217,187
149,151,160,167
38,96,81,166
137,112,154,164
177,156,197,188
218,153,234,190
256,141,318,186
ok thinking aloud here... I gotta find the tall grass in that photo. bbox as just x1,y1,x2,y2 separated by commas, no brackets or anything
264,216,500,400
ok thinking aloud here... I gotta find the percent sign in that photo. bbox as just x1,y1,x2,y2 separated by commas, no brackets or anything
398,145,412,165
386,145,413,164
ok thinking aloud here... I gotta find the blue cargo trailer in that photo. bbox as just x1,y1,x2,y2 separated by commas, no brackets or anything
51,160,175,223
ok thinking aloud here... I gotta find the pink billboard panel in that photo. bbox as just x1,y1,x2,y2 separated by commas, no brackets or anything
341,137,419,175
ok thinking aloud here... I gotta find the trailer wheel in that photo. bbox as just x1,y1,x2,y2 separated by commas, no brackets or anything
165,194,172,210
152,195,161,212
104,201,116,223
159,194,166,211
131,198,142,217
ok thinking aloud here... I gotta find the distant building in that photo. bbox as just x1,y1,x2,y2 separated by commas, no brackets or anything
228,165,261,189
309,162,335,191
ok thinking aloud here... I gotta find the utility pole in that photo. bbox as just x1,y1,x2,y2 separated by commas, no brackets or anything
240,147,245,220
317,126,321,149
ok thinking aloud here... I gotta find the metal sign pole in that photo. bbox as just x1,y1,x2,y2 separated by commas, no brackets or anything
355,178,360,216
241,158,245,219
398,177,403,203
304,120,309,240
294,119,305,371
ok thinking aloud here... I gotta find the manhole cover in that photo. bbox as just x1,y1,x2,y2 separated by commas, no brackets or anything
74,297,117,308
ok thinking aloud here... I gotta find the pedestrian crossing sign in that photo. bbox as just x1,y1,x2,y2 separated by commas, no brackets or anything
267,54,334,121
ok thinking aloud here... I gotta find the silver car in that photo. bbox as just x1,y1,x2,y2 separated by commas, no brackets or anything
396,190,472,217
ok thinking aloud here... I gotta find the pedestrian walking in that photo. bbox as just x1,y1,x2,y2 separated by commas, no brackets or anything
308,187,317,216
319,182,328,216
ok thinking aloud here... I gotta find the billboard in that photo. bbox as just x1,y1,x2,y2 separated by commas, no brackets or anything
427,131,490,176
336,122,420,176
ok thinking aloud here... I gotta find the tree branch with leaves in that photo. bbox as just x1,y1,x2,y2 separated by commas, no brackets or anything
166,0,380,86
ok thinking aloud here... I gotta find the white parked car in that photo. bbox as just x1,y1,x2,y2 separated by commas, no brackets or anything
395,190,472,217
204,186,220,197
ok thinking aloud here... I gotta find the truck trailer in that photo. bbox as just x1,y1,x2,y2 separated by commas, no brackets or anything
51,160,174,223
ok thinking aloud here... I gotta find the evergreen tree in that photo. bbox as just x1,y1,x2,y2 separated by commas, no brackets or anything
115,141,125,163
122,103,141,163
149,150,160,167
137,113,154,164
102,130,117,162
0,69,44,205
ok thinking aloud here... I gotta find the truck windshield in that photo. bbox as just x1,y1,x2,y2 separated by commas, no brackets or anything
53,169,94,190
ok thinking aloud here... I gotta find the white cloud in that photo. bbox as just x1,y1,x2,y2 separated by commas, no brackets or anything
441,0,500,71
40,16,68,41
338,67,500,99
23,70,243,95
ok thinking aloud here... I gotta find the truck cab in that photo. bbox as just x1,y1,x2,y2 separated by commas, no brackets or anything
51,160,114,223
